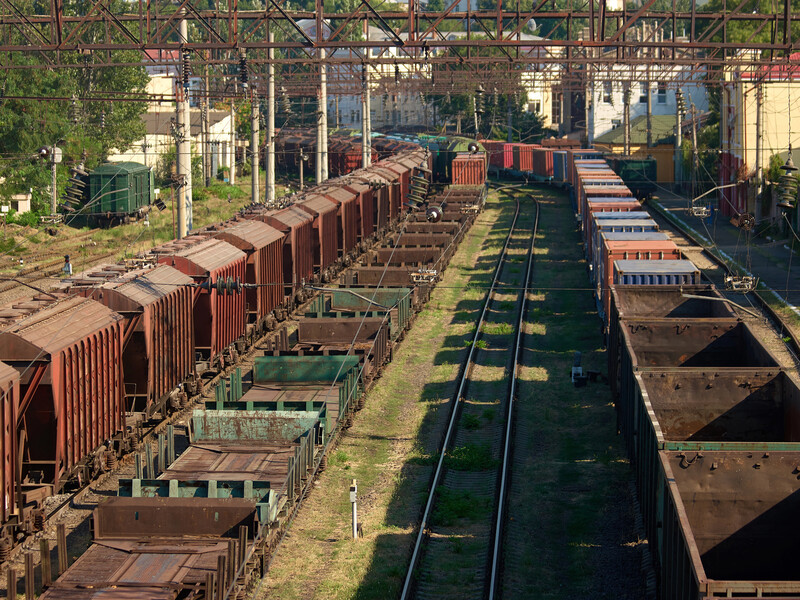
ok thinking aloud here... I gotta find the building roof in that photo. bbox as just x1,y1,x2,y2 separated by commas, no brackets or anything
593,114,675,146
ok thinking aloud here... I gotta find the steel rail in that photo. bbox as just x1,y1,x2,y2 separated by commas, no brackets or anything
400,189,523,600
488,193,539,600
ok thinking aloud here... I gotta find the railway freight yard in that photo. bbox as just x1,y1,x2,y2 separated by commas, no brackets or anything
2,5,800,600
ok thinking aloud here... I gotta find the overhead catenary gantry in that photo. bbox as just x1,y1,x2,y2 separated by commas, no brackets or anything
1,0,799,80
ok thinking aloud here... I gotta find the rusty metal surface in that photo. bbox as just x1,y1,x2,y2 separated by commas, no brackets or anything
623,320,779,369
213,219,285,251
94,496,257,539
0,296,122,358
163,439,295,488
369,247,445,266
661,450,800,587
154,237,246,277
638,370,800,442
0,360,18,525
611,285,735,320
387,233,453,247
297,317,387,343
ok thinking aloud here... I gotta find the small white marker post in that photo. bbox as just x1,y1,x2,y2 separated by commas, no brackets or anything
350,479,358,539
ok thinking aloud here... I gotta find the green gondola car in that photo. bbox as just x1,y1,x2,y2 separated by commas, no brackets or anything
607,156,658,201
62,161,154,228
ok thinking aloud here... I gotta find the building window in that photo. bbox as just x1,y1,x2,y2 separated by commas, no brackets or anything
603,81,612,104
530,100,542,113
639,82,648,103
611,119,622,128
657,82,667,104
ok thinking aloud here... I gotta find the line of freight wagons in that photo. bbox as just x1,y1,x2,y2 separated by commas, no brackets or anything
0,146,486,549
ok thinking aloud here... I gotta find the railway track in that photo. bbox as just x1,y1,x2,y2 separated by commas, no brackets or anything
646,200,800,365
401,188,539,600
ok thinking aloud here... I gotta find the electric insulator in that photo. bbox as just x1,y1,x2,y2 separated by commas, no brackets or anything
426,206,443,223
70,95,79,125
182,50,191,91
100,110,105,130
394,64,400,84
777,153,799,209
239,53,249,88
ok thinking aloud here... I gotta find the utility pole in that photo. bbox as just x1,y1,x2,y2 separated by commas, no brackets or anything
229,91,236,185
362,64,370,168
176,14,191,238
691,103,699,199
320,48,328,182
202,59,210,186
646,67,653,148
50,144,58,216
675,88,684,191
623,83,631,156
755,84,763,202
266,31,276,205
507,97,513,142
251,92,260,203
300,148,306,190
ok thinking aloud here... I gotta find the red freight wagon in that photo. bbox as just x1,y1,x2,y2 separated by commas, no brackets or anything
63,263,195,417
318,185,360,257
296,194,339,278
154,238,246,369
0,360,18,527
530,147,554,178
481,140,505,169
577,179,628,214
451,153,487,186
597,239,682,324
380,158,412,204
212,219,285,331
0,296,124,491
370,166,403,221
347,173,390,235
342,179,376,243
247,205,314,303
582,198,641,240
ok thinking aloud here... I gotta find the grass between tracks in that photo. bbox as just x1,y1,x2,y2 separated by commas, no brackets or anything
259,191,513,600
503,187,644,598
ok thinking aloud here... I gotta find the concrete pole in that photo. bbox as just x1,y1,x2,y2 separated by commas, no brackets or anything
350,479,358,539
675,89,682,190
507,98,513,142
251,93,260,203
362,64,370,168
646,68,653,148
50,146,57,216
266,32,276,205
691,104,699,199
755,85,763,200
320,48,328,181
229,95,236,185
316,68,323,184
202,67,210,187
365,68,371,164
623,84,631,156
176,16,190,238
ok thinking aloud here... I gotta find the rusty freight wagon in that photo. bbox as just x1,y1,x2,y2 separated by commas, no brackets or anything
61,263,195,417
152,237,246,371
243,204,314,305
0,296,124,492
317,185,360,258
200,219,286,333
341,178,377,243
296,194,340,281
0,360,18,532
369,166,403,221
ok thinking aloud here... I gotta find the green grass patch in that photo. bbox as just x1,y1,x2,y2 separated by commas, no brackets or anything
445,443,497,471
482,322,513,335
462,413,481,430
431,488,491,526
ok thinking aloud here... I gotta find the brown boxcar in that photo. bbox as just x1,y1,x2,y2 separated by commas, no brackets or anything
63,263,195,417
0,296,124,490
451,153,487,186
206,219,286,330
245,205,314,302
341,179,376,243
317,185,360,256
347,173,390,235
378,159,411,206
296,194,340,277
153,237,246,367
0,360,18,527
369,166,403,221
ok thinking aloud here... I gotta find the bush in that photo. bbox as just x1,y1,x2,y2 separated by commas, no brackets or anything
9,210,42,228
